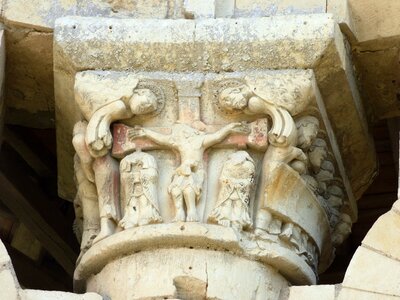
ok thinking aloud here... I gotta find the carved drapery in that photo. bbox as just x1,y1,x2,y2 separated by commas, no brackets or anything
71,71,351,294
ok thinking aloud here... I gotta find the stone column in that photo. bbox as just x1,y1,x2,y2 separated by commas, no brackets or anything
53,14,376,300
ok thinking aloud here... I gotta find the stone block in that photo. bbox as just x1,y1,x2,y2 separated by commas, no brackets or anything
183,0,216,18
4,27,54,127
288,285,335,300
343,246,400,296
85,248,288,299
22,290,102,300
2,0,75,30
353,46,399,121
234,0,326,17
392,200,400,214
338,287,399,300
327,0,355,31
362,210,400,261
345,0,400,43
215,0,235,17
75,223,315,286
2,0,170,30
77,0,169,19
0,269,19,300
54,14,376,208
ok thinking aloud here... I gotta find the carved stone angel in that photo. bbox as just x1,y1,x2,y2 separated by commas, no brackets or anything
75,72,159,157
119,151,162,229
73,73,161,243
208,151,255,230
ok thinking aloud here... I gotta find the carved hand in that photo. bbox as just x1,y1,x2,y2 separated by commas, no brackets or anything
229,122,250,134
86,115,113,157
128,126,146,139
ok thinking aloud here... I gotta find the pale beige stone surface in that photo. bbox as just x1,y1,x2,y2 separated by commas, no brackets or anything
362,210,400,262
69,67,356,298
342,246,400,296
184,0,216,18
327,0,355,35
345,0,400,43
235,0,326,17
21,290,102,300
75,223,316,286
0,269,19,300
54,14,376,206
1,0,170,30
392,200,400,214
0,239,102,300
326,0,400,123
337,287,400,300
86,247,289,299
287,285,336,300
0,241,20,300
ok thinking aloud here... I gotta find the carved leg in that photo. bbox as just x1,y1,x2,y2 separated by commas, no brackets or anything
184,187,199,222
80,195,100,251
119,201,138,229
218,201,232,228
138,196,162,226
255,209,273,235
93,217,117,244
73,154,100,253
171,187,185,222
232,199,251,230
92,155,120,243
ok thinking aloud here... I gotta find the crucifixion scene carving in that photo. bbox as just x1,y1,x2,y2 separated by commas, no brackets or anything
69,70,351,285
2,6,399,299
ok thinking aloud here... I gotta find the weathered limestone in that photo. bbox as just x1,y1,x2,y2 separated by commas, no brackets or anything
2,0,400,299
69,70,342,288
54,14,376,203
338,200,400,298
49,10,382,299
0,239,102,300
235,0,326,17
287,285,336,300
328,0,400,122
82,235,290,299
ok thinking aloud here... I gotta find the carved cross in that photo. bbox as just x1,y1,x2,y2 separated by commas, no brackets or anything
112,79,269,158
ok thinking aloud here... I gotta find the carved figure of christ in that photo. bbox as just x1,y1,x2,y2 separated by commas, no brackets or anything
113,79,268,223
129,121,247,222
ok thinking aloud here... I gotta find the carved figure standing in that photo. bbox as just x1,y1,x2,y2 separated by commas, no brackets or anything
218,84,297,146
130,122,247,222
208,151,255,230
119,151,161,229
73,74,160,243
73,153,99,256
218,84,317,236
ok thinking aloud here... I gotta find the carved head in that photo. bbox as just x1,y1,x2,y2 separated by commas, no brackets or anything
219,85,253,111
228,151,254,165
309,138,328,171
328,184,344,198
296,116,320,150
132,159,144,170
129,88,158,115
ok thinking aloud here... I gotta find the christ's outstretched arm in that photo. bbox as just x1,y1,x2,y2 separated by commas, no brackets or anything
129,127,173,147
203,122,249,148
